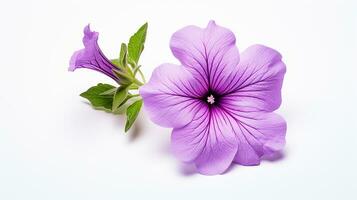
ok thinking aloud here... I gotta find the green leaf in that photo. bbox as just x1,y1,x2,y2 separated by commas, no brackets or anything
100,87,117,95
111,59,120,68
112,93,139,115
80,83,115,111
128,22,148,65
133,65,141,75
112,85,129,111
119,43,128,67
112,69,133,86
125,99,143,132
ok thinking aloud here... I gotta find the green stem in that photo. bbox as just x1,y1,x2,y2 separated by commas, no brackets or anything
119,94,140,107
128,85,139,90
133,78,144,86
129,94,140,98
137,69,146,83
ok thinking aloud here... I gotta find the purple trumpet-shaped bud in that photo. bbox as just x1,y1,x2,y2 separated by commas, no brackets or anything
69,25,119,82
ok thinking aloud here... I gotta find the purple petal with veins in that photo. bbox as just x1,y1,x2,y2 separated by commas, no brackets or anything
140,20,287,175
69,24,119,82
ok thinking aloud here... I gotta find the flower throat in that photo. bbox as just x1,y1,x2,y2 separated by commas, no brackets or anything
202,90,221,106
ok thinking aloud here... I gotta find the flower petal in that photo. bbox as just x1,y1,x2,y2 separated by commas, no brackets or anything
69,25,119,82
220,108,286,166
139,63,206,128
170,20,240,90
218,44,286,112
172,106,238,175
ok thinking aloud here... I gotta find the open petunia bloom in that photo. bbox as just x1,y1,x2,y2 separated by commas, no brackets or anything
69,25,119,82
140,21,287,175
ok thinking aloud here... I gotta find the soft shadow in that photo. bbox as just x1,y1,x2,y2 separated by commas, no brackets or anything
160,142,172,155
128,115,145,142
222,150,287,175
222,163,240,175
82,101,146,141
180,163,240,176
179,163,197,176
261,150,286,162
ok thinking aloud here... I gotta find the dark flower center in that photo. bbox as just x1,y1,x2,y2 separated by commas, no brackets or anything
201,90,221,106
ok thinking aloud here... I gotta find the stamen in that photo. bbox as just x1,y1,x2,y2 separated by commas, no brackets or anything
207,94,215,104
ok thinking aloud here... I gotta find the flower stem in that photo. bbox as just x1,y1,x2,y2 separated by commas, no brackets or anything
137,68,146,83
129,94,140,98
133,78,144,86
118,94,140,108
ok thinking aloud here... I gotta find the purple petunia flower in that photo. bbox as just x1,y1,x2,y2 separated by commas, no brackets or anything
69,25,119,82
140,21,287,175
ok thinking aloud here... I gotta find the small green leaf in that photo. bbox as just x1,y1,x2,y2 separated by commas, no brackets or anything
111,58,129,72
111,59,120,68
100,87,117,95
112,93,139,114
128,22,148,65
112,69,132,86
125,99,143,132
112,85,129,111
119,43,128,67
128,84,139,90
80,83,115,111
133,65,141,75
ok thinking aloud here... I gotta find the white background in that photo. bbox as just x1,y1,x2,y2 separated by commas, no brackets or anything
1,0,356,199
